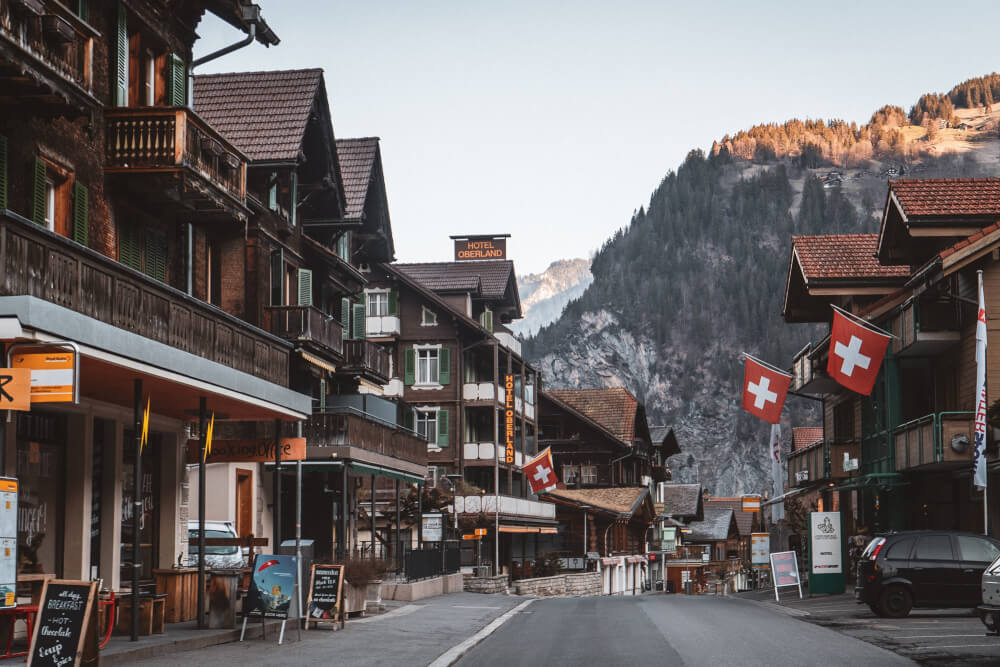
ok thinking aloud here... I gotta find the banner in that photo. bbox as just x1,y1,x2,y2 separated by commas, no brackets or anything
770,424,784,523
975,271,988,490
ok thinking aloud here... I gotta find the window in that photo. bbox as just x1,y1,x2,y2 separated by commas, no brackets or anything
270,250,284,305
336,232,350,260
43,178,55,230
368,291,389,317
563,465,579,485
417,348,439,385
957,536,1000,563
580,466,597,485
416,410,437,444
207,241,221,305
833,401,854,442
884,537,914,561
421,307,437,326
914,535,954,561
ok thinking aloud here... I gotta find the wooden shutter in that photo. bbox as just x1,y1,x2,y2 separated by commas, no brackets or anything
401,407,414,430
119,224,141,270
480,309,493,332
115,2,128,106
72,182,88,246
438,348,451,385
167,53,186,106
351,303,365,339
0,135,7,210
297,269,313,306
145,229,166,281
436,410,449,447
31,157,46,225
404,348,415,386
387,289,398,316
341,297,351,341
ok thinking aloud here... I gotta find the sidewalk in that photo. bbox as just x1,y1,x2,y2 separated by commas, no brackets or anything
118,593,524,666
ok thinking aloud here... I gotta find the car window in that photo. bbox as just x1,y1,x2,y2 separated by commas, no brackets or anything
862,538,884,558
884,537,914,560
913,535,954,560
188,529,239,555
957,536,1000,563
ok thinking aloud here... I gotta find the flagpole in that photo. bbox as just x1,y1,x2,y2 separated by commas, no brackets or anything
830,303,898,339
977,270,989,536
981,270,989,536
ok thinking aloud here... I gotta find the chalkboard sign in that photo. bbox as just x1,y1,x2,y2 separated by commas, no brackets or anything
305,564,344,627
27,579,97,667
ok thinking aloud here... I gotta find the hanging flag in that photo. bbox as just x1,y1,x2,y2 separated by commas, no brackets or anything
974,272,988,490
826,308,891,396
524,447,558,495
770,423,785,523
742,355,792,424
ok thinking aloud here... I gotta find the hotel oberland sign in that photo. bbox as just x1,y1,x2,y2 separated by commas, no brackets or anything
454,238,506,260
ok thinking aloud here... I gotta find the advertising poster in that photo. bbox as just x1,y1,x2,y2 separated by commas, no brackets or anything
751,533,770,565
769,550,802,601
246,554,298,619
422,513,443,542
810,512,843,574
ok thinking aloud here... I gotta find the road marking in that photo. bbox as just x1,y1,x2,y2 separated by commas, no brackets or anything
452,605,501,610
893,634,986,639
911,643,998,649
348,604,422,624
429,600,534,667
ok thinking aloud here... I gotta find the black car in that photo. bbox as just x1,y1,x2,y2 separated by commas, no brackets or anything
855,530,1000,618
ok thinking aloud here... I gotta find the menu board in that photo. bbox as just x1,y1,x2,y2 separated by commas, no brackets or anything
245,554,297,619
0,478,16,608
27,579,97,667
306,564,344,627
769,550,803,601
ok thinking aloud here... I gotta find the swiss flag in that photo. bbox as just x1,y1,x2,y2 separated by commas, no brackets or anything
742,356,791,424
525,447,557,495
826,309,890,396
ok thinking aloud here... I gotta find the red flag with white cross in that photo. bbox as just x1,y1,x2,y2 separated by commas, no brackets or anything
525,447,558,495
826,308,891,396
742,356,792,424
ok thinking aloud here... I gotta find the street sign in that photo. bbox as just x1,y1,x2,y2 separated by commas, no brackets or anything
462,534,481,541
422,513,443,542
795,470,809,482
843,453,859,472
751,532,770,565
0,369,30,412
741,495,761,512
475,528,487,536
11,351,76,403
185,438,306,464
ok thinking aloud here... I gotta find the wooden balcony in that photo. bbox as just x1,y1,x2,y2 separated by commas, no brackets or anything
893,412,974,471
341,339,390,383
0,0,98,115
265,305,343,362
888,298,962,358
104,107,248,221
0,209,290,385
304,411,427,467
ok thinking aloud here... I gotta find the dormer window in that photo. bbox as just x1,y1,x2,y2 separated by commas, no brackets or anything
421,307,437,327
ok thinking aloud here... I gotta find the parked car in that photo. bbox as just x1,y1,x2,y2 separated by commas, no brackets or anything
186,520,246,569
855,530,1000,618
977,554,1000,634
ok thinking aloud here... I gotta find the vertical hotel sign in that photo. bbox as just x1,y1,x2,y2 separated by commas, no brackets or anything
504,374,515,464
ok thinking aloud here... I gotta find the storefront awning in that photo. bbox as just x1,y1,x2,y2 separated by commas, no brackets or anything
350,461,424,484
836,473,907,491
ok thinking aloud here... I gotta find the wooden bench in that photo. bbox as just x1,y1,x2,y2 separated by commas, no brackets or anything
115,594,166,636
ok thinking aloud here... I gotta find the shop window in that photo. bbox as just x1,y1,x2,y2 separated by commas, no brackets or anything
16,412,67,578
121,431,161,583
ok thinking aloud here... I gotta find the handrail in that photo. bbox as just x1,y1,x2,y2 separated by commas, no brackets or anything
892,411,974,465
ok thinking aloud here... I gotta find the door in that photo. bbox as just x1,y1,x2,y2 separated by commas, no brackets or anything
236,469,253,539
955,535,1000,605
909,534,958,605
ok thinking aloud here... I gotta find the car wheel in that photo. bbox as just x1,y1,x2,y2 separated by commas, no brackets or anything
879,585,913,618
868,603,884,617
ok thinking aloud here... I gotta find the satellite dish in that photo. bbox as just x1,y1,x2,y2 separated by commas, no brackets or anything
951,433,971,454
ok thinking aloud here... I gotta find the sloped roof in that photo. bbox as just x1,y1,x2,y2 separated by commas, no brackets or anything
705,498,754,537
792,427,824,452
337,137,379,220
547,388,639,444
650,426,681,457
890,178,1000,220
193,69,323,161
793,234,909,282
659,483,702,518
687,507,736,543
395,261,514,299
544,487,648,516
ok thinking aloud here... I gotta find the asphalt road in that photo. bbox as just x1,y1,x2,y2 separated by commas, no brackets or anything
456,594,917,667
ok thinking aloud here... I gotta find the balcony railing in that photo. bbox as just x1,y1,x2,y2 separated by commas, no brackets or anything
265,305,343,360
0,209,290,385
105,107,247,217
893,412,974,471
304,410,427,466
888,298,962,358
0,0,97,111
454,494,556,520
342,339,390,382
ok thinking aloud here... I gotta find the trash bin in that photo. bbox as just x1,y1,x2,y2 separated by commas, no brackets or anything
655,580,664,592
207,569,242,629
666,580,675,593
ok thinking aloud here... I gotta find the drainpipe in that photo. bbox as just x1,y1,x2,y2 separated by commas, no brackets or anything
188,16,258,104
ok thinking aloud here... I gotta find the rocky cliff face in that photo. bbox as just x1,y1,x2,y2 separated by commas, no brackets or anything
510,259,593,336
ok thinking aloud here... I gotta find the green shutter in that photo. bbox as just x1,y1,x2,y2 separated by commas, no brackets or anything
167,53,186,106
72,182,88,246
387,289,398,316
268,173,278,211
31,157,46,225
401,408,414,431
77,0,88,22
119,224,141,270
480,309,493,332
352,303,365,339
297,268,313,306
115,2,128,106
290,170,298,227
437,410,449,447
438,348,451,385
145,229,166,281
404,348,415,386
341,297,351,341
0,135,7,210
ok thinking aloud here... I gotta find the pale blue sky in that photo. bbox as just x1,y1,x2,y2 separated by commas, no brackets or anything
195,1,1000,273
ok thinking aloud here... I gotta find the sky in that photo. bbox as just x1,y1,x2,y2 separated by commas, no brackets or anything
195,1,1000,274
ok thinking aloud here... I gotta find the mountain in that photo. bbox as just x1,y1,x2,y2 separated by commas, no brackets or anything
524,75,1000,496
510,259,593,336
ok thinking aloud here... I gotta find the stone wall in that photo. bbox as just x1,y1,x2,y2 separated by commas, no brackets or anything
513,572,602,597
564,572,602,596
464,575,509,594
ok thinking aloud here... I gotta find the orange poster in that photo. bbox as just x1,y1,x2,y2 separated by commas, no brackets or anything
0,369,30,412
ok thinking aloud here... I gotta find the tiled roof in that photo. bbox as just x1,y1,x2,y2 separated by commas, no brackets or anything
337,137,379,220
650,426,681,457
705,498,754,537
890,178,1000,219
546,388,638,443
939,220,1000,259
687,507,735,543
659,483,702,518
793,234,910,282
395,261,514,299
193,69,324,161
792,427,824,452
545,487,648,516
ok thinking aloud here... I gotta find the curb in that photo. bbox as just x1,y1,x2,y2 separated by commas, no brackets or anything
428,599,534,667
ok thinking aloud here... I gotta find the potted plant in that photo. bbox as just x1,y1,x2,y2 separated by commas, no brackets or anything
342,558,390,615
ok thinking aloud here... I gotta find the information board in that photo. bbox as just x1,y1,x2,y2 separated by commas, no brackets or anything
245,554,298,619
769,551,803,601
751,532,770,565
305,564,344,627
0,478,16,608
422,513,443,542
27,579,97,667
809,511,846,595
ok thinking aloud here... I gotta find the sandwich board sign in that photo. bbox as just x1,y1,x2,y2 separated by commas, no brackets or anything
769,551,803,601
241,554,300,645
305,564,344,629
27,579,98,667
809,511,845,595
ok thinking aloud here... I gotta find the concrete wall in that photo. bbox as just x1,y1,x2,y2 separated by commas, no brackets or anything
513,572,602,597
381,573,464,601
464,575,509,594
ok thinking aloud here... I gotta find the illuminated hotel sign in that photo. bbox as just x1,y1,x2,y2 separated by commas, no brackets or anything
504,373,515,464
453,235,507,261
